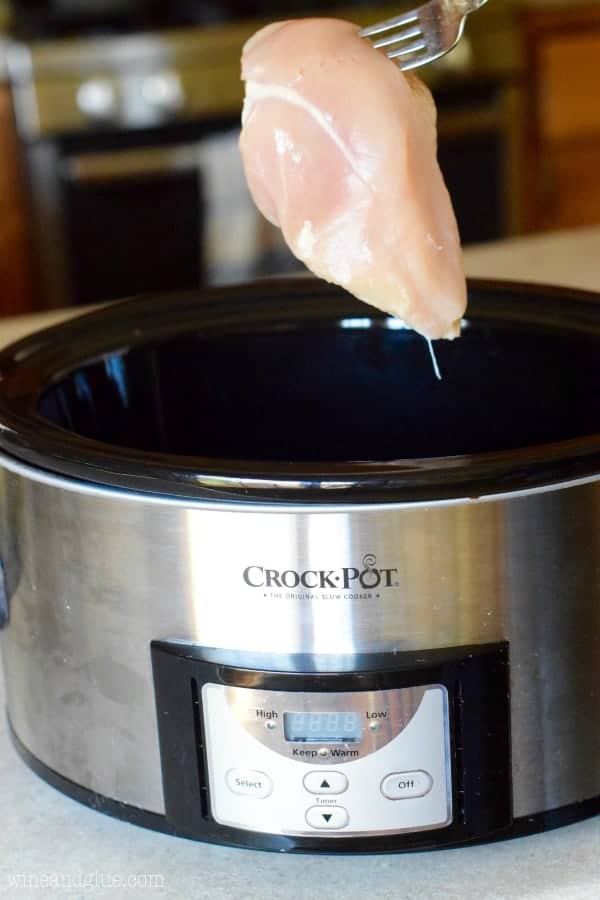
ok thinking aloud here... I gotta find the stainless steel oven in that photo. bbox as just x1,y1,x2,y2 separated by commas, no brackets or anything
22,135,208,307
7,28,298,308
7,18,519,310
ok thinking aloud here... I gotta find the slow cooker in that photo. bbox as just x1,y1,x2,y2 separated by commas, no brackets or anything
0,278,598,853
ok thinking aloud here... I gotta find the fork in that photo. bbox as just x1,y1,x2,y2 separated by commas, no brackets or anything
360,0,489,72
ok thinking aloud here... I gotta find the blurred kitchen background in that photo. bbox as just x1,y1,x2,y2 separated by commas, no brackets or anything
0,0,598,316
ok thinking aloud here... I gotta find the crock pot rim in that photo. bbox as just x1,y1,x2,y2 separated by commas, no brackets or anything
0,277,597,505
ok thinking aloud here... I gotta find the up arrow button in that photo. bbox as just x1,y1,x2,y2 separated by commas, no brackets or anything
303,771,349,795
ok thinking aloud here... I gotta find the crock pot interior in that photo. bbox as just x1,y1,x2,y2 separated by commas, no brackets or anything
37,318,599,462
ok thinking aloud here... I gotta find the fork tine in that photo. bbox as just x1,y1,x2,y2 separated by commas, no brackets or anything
371,26,423,51
396,19,465,66
387,40,428,60
363,0,483,73
398,44,452,70
359,9,420,39
399,53,436,71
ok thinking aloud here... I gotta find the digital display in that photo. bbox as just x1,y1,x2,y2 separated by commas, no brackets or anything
283,711,362,743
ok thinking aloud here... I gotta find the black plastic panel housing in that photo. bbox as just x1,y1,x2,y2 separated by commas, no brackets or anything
151,642,512,853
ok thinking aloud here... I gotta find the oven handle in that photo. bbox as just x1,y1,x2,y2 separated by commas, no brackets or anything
62,144,201,183
0,560,8,628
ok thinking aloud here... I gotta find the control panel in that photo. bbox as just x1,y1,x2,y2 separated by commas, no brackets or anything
202,683,452,836
151,641,512,851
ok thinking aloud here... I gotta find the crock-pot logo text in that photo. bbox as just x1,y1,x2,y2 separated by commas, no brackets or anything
243,554,399,591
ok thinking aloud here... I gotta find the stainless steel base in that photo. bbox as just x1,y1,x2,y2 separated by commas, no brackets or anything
8,718,600,853
1,453,599,821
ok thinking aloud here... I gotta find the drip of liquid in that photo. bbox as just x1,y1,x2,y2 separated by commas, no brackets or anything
426,338,442,381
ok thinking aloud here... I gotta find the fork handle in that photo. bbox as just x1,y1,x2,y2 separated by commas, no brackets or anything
462,0,489,11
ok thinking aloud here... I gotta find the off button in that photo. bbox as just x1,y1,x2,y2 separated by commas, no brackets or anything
226,769,273,799
381,770,433,800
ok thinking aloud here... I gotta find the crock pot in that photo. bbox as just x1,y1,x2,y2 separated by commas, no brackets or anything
0,278,598,853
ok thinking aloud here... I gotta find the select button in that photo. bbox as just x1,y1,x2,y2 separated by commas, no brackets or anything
226,768,273,799
381,770,433,800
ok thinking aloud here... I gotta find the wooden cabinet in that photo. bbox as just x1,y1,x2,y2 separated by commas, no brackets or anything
521,4,600,233
0,85,34,316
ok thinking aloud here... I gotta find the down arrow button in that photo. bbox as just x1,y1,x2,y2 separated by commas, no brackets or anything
306,806,349,829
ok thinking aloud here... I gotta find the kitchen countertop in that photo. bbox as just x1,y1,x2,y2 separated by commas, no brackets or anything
0,226,599,899
0,226,598,348
464,226,600,293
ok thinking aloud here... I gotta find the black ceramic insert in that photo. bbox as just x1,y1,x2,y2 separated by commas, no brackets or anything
39,309,599,462
0,279,597,502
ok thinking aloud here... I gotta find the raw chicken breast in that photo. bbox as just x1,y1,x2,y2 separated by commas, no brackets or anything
240,18,467,340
